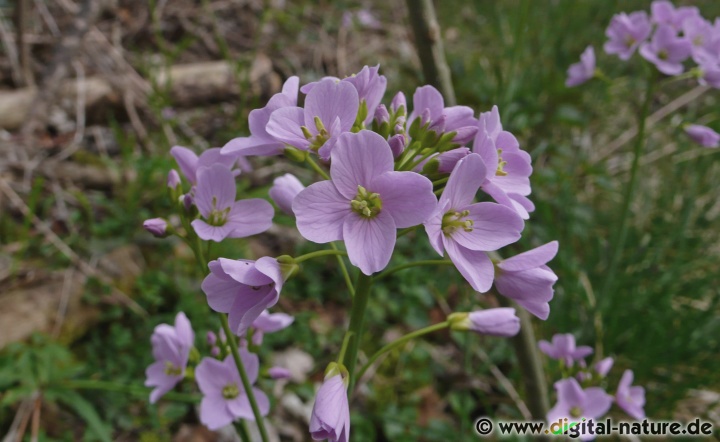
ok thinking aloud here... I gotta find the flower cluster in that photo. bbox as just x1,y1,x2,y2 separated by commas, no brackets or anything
541,333,646,440
143,64,560,439
566,0,720,148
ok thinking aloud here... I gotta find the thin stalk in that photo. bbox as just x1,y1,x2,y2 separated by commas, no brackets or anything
599,73,656,306
58,380,199,403
294,249,347,263
306,156,330,180
432,176,449,186
373,260,453,281
355,321,449,383
233,421,251,442
331,242,355,297
397,225,420,238
343,273,373,389
219,315,270,442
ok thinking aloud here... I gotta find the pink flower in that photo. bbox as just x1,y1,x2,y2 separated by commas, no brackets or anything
145,312,194,403
685,124,720,148
250,310,294,346
566,46,595,87
616,370,646,420
269,173,305,216
310,364,350,442
449,308,521,337
538,333,593,367
547,378,613,440
293,130,437,275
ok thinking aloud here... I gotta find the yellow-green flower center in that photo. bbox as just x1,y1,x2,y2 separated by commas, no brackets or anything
302,116,331,152
351,185,382,218
207,197,230,226
222,383,240,399
442,210,473,235
570,406,582,418
164,361,182,376
658,49,669,60
496,148,508,176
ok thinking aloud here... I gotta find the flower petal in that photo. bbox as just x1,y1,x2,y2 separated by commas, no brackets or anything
195,164,237,217
266,107,311,150
293,180,349,243
227,199,274,238
304,79,359,133
451,202,524,251
440,153,487,209
371,171,437,228
443,239,494,292
343,210,396,275
498,241,559,272
330,131,394,199
170,146,199,183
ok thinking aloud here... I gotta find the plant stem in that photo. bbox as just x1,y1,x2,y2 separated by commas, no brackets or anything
343,273,373,389
306,156,331,180
599,73,656,307
58,380,199,403
373,260,453,281
234,421,252,442
397,225,420,238
294,249,347,263
355,321,449,383
331,242,355,297
219,315,270,442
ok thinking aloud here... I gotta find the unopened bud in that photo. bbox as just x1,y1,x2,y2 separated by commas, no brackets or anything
167,169,181,189
143,218,168,238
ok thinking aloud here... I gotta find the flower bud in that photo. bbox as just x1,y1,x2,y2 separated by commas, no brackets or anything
448,308,520,337
684,124,720,148
391,91,406,114
594,357,614,377
143,218,168,238
269,173,305,216
310,363,350,442
374,104,390,125
182,193,194,212
167,169,181,189
388,134,406,158
206,331,217,346
268,366,292,380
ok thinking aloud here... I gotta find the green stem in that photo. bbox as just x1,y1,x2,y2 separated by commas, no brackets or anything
331,242,355,297
294,249,347,263
343,273,373,389
306,156,331,180
599,72,656,306
337,332,354,365
58,380,199,403
397,226,419,238
396,141,422,171
402,146,436,171
234,421,251,442
219,315,270,442
355,321,449,383
431,176,449,186
373,260,453,282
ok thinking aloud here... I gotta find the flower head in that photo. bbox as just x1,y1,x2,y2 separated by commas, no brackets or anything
566,46,595,87
269,173,305,216
547,378,613,440
448,308,521,337
604,12,652,60
424,153,524,292
202,257,289,335
616,369,646,420
310,363,350,442
639,25,692,75
494,241,559,320
685,124,720,148
538,333,593,367
268,79,359,160
170,146,238,185
250,310,294,346
408,85,478,144
222,76,300,157
651,1,700,30
191,164,274,242
145,312,194,403
196,351,270,430
293,130,437,274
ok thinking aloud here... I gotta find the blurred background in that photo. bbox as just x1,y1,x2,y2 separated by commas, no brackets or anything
0,0,719,440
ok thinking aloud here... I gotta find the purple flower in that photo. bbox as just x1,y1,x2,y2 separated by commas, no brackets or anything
566,46,595,87
268,78,359,160
651,1,700,30
310,363,350,442
538,333,593,367
196,351,270,430
143,218,168,238
416,147,471,175
604,12,652,60
685,124,720,148
408,85,478,144
616,370,646,420
698,62,720,88
293,130,437,275
191,164,273,242
269,173,305,216
201,257,288,336
167,169,181,189
251,310,294,346
206,331,217,346
268,366,292,380
493,241,559,320
222,76,300,157
145,312,194,403
682,16,715,63
449,308,521,337
595,357,614,377
424,154,524,292
639,25,692,75
547,378,613,440
170,146,238,185
474,106,534,219
391,91,407,114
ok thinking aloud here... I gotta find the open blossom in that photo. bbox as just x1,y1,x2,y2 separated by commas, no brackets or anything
698,62,720,89
493,241,559,320
474,106,534,219
538,333,593,367
293,130,437,275
310,363,350,442
250,310,294,346
424,154,524,292
449,308,521,337
145,312,194,404
685,124,720,148
604,11,652,60
682,16,716,63
616,369,646,420
267,78,359,160
196,351,270,430
651,0,699,30
191,164,274,242
547,378,613,440
170,146,238,185
269,173,305,215
566,46,595,87
408,85,478,144
639,25,692,75
222,76,299,157
201,257,287,336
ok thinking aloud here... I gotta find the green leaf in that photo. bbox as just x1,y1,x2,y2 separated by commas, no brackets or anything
57,390,112,442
